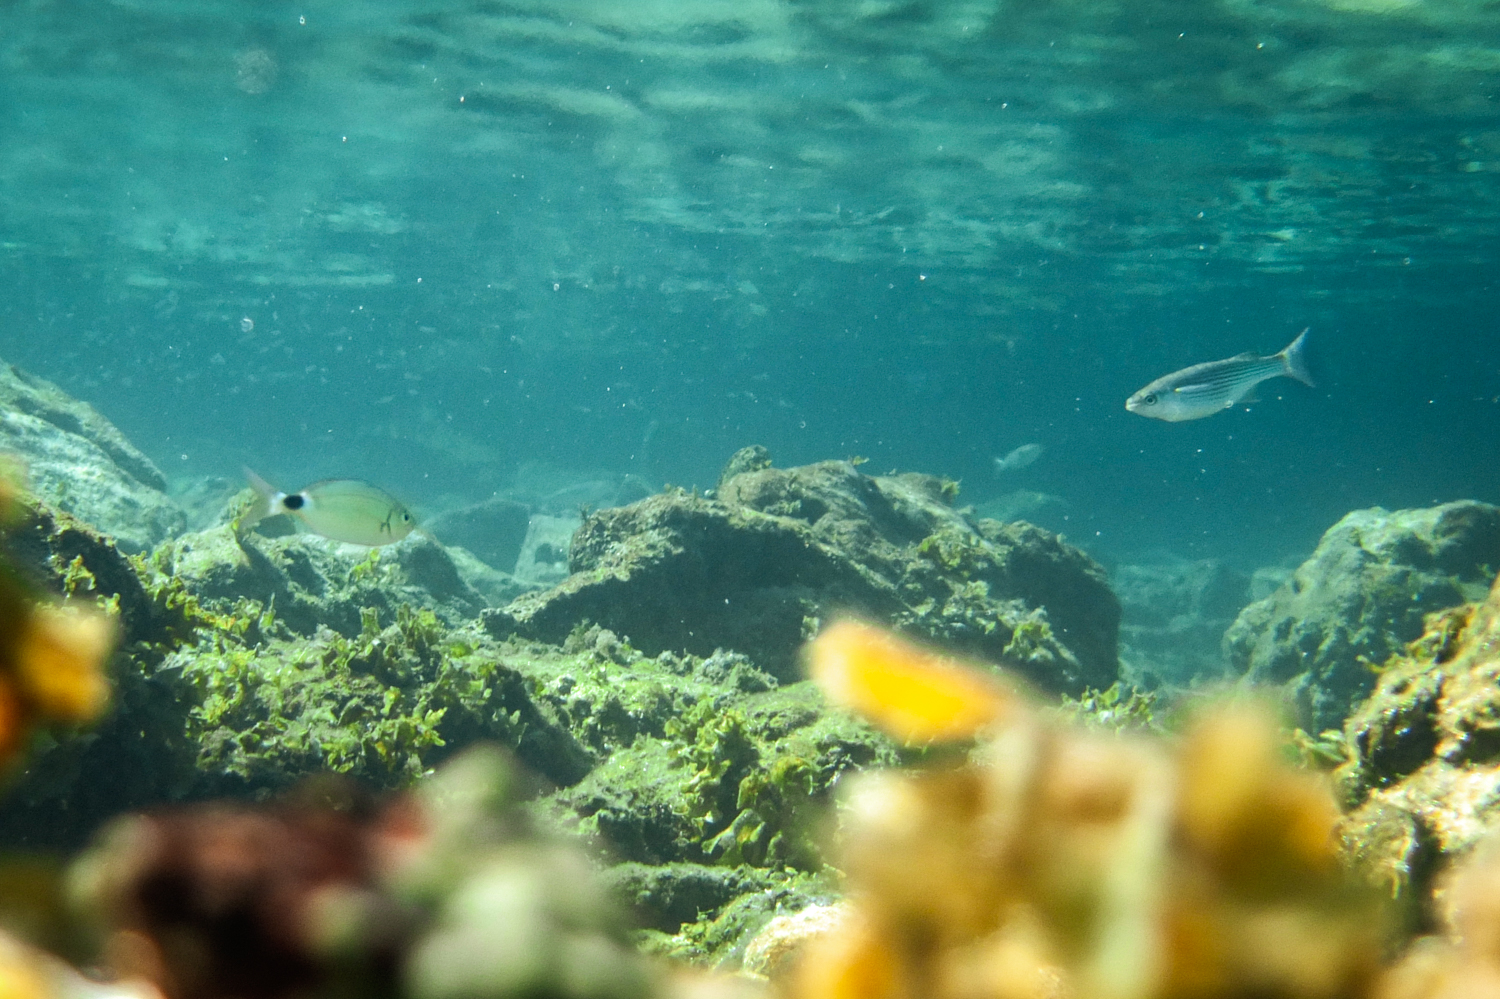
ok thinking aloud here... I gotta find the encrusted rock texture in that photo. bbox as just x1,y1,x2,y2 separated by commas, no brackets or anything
485,456,1120,694
152,526,491,635
0,360,184,552
1337,571,1500,912
1224,501,1500,734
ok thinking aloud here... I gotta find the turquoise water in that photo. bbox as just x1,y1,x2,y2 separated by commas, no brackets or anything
3,0,1497,570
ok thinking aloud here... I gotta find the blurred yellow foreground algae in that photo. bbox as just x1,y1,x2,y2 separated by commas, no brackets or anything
797,620,1387,999
0,457,115,999
0,457,114,763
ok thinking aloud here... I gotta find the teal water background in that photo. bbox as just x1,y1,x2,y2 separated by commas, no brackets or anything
3,0,1497,569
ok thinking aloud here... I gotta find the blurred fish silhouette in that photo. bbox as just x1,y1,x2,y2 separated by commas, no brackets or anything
993,442,1045,476
242,468,415,546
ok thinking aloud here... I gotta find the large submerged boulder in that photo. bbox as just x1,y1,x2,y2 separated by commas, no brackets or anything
484,453,1119,693
0,361,183,551
1337,571,1500,911
1224,501,1500,733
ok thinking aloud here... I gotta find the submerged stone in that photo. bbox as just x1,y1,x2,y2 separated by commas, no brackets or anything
0,361,183,552
1338,571,1500,914
153,526,488,636
424,497,532,574
602,862,778,933
484,457,1118,693
1224,501,1500,732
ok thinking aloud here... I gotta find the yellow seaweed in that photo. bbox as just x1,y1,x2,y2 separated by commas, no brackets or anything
807,620,1015,744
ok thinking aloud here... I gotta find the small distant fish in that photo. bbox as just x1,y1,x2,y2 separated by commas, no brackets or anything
1126,328,1315,422
242,468,415,546
993,443,1045,475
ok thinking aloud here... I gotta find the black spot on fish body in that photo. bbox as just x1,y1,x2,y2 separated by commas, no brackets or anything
284,494,306,511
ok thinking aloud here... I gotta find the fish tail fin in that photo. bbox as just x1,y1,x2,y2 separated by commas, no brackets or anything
1280,327,1316,388
239,467,282,529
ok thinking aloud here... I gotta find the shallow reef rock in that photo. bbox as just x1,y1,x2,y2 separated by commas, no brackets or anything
1337,571,1500,911
1377,838,1500,999
153,526,489,635
0,361,183,552
1224,501,1500,733
484,452,1119,694
0,502,893,956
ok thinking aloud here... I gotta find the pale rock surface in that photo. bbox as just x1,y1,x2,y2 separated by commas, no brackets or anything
741,904,850,981
0,362,183,552
1224,501,1500,732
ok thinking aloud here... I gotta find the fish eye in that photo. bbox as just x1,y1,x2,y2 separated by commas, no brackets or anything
1142,393,1158,405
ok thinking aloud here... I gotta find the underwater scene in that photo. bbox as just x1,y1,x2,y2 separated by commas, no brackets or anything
2,0,1500,996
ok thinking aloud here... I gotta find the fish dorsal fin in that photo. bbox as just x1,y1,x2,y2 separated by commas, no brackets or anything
1228,351,1259,361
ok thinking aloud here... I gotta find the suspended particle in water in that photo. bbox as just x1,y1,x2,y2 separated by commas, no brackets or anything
240,317,254,333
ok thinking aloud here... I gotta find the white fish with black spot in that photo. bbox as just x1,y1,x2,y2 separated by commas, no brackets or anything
241,468,415,546
1125,328,1315,422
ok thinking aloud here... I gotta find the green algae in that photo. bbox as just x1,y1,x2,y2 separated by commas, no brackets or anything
1002,611,1057,662
551,683,894,871
915,527,990,579
1051,681,1167,736
0,486,1122,970
636,867,837,970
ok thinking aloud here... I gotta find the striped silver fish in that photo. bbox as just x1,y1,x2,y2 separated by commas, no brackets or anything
1125,329,1314,422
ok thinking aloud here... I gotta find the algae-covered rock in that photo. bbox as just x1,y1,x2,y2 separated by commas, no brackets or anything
157,614,596,795
152,526,487,636
0,512,884,905
603,862,778,933
0,605,598,846
0,453,1114,973
1225,501,1500,733
648,869,837,973
1,496,159,642
741,903,849,982
552,681,894,870
1337,572,1500,908
716,445,772,489
485,456,1118,693
0,497,256,845
0,362,183,552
